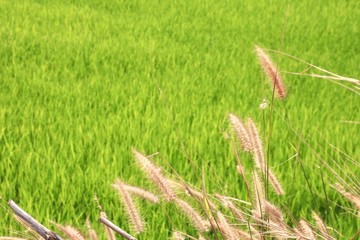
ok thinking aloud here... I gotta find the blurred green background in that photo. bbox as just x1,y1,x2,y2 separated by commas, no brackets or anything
0,0,359,238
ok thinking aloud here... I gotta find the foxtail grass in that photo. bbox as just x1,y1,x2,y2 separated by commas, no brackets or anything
247,118,284,195
132,149,175,201
112,179,144,234
228,113,252,152
86,220,98,240
216,211,238,240
174,198,210,233
312,212,334,240
332,183,360,216
100,212,116,240
53,222,85,240
255,46,286,99
298,220,316,239
113,181,159,203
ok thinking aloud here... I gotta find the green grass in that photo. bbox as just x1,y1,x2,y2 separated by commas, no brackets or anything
0,0,359,238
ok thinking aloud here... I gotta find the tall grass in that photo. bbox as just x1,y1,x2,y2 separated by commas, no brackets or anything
0,0,359,239
3,47,359,239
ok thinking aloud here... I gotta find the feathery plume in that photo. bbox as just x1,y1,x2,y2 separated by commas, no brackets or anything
228,113,252,151
298,220,315,240
233,229,252,240
248,119,284,195
215,194,246,223
249,226,262,240
13,215,41,239
264,201,290,238
114,179,144,233
174,198,210,232
216,211,238,240
312,212,334,240
113,181,159,203
198,234,206,240
255,45,286,99
267,170,285,195
252,171,265,216
189,188,217,211
264,201,284,225
172,231,185,240
86,220,98,240
94,198,116,240
53,222,85,240
247,119,265,170
133,149,175,201
333,183,360,214
169,180,217,210
267,220,295,240
100,212,116,240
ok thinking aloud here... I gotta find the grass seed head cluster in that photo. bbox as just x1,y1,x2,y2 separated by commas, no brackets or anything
3,47,359,240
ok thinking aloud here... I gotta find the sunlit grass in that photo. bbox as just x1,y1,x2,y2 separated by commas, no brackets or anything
0,0,359,238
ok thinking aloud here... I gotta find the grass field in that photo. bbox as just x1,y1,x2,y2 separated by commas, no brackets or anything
0,0,359,239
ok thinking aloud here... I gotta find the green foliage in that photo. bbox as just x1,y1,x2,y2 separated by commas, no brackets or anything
0,0,359,238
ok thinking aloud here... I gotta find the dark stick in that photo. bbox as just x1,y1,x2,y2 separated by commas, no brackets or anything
99,216,136,240
8,200,63,240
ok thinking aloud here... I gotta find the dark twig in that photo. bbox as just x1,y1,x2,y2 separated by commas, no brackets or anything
8,200,63,240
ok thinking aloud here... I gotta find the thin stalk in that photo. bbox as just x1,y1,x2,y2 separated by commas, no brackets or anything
99,216,136,240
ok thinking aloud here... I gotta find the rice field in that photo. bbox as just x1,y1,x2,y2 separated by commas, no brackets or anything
0,0,359,239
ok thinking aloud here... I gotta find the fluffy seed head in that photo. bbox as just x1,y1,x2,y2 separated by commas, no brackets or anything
13,215,41,238
216,211,238,240
172,231,185,240
267,169,285,195
256,45,286,99
265,201,284,223
248,119,284,195
215,194,246,223
247,118,265,171
54,223,85,240
333,182,360,214
228,113,253,151
174,198,210,232
298,220,315,240
113,181,159,203
100,212,116,240
86,220,98,240
114,179,144,233
312,212,334,240
132,149,175,201
252,170,265,216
